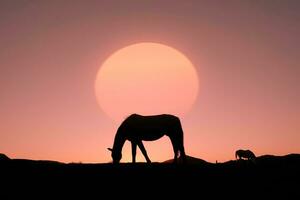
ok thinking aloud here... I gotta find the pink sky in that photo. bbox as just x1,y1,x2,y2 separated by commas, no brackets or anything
0,1,299,163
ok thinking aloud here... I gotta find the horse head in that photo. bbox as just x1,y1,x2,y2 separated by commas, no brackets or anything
107,147,122,164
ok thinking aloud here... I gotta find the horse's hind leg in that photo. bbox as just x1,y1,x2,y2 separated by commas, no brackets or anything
174,119,186,163
170,136,179,163
137,141,151,163
179,142,186,163
131,142,137,163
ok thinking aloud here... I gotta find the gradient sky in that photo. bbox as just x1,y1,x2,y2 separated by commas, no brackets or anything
0,0,299,163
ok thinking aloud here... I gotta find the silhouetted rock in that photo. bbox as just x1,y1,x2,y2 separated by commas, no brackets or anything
163,155,210,165
0,153,9,161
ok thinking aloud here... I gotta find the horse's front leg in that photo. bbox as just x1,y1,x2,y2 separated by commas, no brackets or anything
131,142,137,163
137,141,151,163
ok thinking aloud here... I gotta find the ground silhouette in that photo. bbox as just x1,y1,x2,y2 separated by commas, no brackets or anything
108,114,186,163
0,153,10,161
1,153,299,197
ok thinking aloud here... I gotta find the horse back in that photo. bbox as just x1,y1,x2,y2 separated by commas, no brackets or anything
124,114,179,127
119,114,181,140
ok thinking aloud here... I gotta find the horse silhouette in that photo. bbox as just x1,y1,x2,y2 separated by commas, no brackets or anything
235,149,256,161
108,114,186,164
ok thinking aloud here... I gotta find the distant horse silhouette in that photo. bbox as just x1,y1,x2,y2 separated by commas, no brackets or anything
235,149,256,161
108,114,186,164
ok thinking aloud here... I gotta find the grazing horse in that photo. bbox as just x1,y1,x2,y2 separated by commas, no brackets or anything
108,114,186,164
235,149,256,161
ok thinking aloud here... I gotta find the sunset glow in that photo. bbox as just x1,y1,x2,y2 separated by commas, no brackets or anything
0,1,299,164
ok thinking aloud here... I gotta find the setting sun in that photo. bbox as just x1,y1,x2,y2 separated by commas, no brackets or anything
95,43,199,122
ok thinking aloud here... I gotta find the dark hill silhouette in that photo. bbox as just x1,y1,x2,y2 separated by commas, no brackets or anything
222,153,300,166
163,155,210,165
0,153,9,161
0,153,299,197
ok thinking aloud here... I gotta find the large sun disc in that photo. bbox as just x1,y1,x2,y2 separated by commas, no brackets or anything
95,42,199,122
